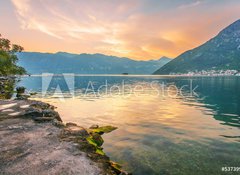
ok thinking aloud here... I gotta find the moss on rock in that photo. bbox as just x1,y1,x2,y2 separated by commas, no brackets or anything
89,125,118,135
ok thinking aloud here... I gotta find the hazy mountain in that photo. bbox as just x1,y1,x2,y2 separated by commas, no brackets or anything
17,52,171,75
154,19,240,74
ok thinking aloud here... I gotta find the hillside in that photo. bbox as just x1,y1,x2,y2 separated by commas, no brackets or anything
154,19,240,75
17,52,171,75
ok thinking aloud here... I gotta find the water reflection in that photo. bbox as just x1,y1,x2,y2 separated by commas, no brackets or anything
181,77,240,128
17,76,240,175
18,76,240,129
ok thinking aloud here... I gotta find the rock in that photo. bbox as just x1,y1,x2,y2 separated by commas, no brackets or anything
23,101,63,124
15,94,30,100
24,108,43,118
43,109,62,122
52,119,65,128
15,87,29,100
7,126,24,130
29,92,37,96
110,161,122,174
16,86,26,94
30,101,54,110
66,122,78,127
64,126,89,137
89,124,99,129
34,117,55,122
110,161,132,175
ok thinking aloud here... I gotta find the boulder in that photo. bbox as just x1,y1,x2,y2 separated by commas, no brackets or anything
16,86,26,94
15,86,30,100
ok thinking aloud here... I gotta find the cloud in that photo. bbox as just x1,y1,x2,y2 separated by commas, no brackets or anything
9,0,240,60
11,0,63,39
178,1,203,9
11,0,171,59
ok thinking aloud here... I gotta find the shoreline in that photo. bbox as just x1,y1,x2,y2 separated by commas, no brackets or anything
0,99,129,175
2,74,240,78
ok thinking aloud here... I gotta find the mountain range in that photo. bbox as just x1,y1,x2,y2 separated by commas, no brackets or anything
17,19,240,75
17,52,171,75
154,19,240,74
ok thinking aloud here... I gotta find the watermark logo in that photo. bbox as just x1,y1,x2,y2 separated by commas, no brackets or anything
42,73,74,100
41,74,199,100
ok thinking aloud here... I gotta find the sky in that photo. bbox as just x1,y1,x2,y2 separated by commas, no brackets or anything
0,0,240,60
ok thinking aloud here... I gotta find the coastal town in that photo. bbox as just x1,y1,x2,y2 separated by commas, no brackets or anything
170,69,240,76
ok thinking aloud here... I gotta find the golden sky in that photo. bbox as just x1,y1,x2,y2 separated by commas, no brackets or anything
0,0,240,60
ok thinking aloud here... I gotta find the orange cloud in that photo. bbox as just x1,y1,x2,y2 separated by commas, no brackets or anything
8,0,240,60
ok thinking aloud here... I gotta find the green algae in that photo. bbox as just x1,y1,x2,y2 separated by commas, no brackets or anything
90,125,118,135
95,148,105,156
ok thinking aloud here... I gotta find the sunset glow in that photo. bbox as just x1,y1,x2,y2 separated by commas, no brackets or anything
1,0,240,60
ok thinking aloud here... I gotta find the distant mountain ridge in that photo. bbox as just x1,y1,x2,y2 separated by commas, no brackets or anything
154,19,240,75
17,52,171,75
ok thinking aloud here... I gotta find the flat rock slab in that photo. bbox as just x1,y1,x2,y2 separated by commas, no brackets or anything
0,117,101,175
0,100,29,118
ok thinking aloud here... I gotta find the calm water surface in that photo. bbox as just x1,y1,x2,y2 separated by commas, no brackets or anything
18,75,240,175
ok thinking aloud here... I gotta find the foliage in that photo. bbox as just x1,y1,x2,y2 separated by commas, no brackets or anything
0,78,15,99
0,34,26,76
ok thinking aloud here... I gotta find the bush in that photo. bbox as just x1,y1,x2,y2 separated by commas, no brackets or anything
0,34,26,76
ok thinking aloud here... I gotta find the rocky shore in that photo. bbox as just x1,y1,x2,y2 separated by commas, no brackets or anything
0,99,129,175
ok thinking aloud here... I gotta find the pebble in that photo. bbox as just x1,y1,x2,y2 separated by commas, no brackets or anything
7,126,24,130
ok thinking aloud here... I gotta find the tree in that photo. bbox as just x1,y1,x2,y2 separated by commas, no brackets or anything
0,34,26,76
